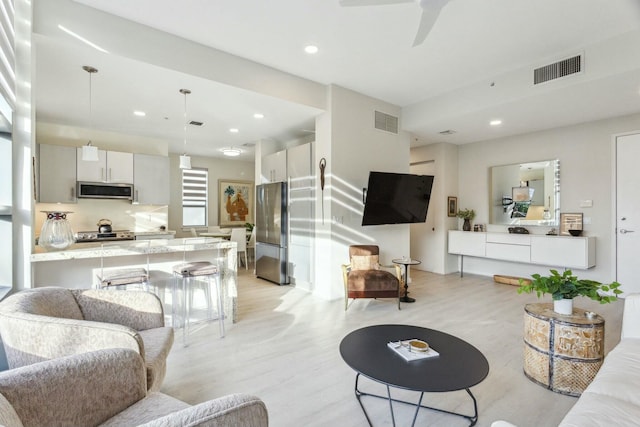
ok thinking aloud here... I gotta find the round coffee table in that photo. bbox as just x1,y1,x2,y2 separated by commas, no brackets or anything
340,324,489,426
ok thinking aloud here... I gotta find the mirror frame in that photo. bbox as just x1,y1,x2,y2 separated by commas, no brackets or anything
489,159,560,227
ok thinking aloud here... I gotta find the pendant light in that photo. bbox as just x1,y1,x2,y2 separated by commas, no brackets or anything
81,65,99,161
179,88,192,169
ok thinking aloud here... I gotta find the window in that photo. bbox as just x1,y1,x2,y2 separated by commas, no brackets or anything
182,168,208,227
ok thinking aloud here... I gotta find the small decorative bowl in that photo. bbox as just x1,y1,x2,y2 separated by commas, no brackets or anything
568,229,583,236
409,339,429,352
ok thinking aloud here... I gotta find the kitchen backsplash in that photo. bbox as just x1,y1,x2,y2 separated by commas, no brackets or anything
35,200,169,236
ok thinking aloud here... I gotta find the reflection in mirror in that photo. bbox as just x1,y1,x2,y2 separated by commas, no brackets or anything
490,160,559,226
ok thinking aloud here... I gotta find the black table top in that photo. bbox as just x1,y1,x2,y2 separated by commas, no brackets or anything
340,324,489,393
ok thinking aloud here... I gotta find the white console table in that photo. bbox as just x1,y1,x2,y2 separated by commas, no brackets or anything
448,231,595,276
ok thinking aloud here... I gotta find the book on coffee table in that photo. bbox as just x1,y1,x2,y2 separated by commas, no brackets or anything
387,340,440,362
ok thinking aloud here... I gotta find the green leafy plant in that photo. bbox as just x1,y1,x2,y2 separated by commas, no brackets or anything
517,269,622,303
245,222,254,232
456,208,476,220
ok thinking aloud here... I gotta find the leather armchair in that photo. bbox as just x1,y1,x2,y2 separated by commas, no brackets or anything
341,245,402,310
0,348,268,427
0,287,174,391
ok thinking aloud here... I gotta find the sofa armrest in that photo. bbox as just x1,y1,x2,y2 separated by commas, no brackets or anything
139,394,268,427
0,312,144,368
0,349,147,427
622,293,640,339
72,289,165,331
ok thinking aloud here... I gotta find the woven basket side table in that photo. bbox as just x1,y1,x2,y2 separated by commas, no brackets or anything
523,303,604,397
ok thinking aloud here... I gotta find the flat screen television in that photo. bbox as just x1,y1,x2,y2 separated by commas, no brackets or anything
362,171,434,226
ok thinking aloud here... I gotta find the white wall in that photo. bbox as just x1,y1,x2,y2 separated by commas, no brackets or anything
314,85,409,301
168,153,255,237
410,142,459,274
456,112,640,283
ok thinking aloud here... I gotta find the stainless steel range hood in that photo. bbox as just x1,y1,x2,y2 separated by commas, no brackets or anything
77,181,133,200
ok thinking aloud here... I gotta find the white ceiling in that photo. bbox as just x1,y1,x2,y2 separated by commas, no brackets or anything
34,0,640,157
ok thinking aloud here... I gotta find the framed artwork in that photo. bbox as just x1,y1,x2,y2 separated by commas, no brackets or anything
219,180,253,227
447,196,457,217
512,186,533,202
560,213,583,235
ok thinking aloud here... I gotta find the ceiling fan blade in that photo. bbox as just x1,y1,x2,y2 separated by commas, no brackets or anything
412,0,448,46
339,0,413,7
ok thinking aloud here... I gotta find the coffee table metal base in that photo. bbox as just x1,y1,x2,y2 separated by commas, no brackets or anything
353,373,479,427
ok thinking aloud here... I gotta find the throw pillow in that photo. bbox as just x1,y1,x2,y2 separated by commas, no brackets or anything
351,255,380,271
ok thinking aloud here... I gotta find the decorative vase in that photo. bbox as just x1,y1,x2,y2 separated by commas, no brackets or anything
554,298,573,315
39,211,75,250
463,218,471,231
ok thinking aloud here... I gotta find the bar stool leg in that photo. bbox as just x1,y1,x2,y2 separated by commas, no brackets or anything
215,273,225,338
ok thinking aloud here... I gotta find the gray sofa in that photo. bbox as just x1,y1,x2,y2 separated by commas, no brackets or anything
0,287,174,391
0,348,268,427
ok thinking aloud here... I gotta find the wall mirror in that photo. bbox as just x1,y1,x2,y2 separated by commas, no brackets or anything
490,159,560,226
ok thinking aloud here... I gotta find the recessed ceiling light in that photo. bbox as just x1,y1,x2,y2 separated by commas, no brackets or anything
253,113,264,119
133,111,146,117
304,45,319,54
229,128,239,133
490,119,502,126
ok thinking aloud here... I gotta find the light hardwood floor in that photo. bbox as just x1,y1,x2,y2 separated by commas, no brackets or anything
161,268,624,427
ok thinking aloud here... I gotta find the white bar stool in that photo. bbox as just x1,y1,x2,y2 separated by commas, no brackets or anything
172,261,224,346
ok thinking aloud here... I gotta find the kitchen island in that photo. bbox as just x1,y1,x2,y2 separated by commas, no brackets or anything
31,238,238,323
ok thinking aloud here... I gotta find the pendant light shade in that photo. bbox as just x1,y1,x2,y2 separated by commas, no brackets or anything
179,154,192,169
82,66,99,161
81,142,99,161
179,88,192,170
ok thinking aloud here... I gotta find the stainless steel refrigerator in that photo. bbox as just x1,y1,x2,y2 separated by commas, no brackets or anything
255,182,289,285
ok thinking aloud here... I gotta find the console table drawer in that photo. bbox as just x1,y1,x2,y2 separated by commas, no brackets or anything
486,233,530,245
486,242,530,262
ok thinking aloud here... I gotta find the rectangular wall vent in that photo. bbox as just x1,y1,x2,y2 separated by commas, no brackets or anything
534,55,582,85
189,120,204,126
374,110,399,134
439,129,456,135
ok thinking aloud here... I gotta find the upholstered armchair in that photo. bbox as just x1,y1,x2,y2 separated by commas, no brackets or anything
341,245,402,310
0,287,173,392
0,348,268,427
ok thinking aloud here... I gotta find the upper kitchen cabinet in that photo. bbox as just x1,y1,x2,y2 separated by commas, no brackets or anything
38,144,77,203
133,153,170,205
76,148,133,183
261,149,287,183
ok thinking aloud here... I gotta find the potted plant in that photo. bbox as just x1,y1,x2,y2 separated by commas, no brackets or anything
517,269,622,315
456,208,476,231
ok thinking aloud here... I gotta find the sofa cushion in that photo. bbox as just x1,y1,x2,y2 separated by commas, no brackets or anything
138,327,175,392
0,393,23,427
559,390,640,427
580,338,640,407
99,392,189,427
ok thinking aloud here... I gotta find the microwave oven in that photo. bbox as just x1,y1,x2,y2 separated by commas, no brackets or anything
77,181,134,200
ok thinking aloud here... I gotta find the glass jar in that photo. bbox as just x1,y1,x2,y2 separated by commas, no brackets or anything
39,211,75,250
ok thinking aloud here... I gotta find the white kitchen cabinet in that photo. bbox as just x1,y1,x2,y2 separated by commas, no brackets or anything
261,150,287,183
76,148,133,183
38,144,77,203
133,153,170,205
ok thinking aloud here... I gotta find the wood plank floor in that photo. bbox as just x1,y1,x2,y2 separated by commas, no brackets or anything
161,268,624,427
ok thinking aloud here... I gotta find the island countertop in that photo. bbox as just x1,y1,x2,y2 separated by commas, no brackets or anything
31,238,235,262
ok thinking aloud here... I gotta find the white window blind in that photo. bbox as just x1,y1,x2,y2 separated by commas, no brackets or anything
0,0,14,107
182,168,208,227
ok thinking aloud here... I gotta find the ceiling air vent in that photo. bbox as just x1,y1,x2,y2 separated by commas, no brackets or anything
189,120,204,126
439,130,456,135
374,110,399,134
534,55,582,85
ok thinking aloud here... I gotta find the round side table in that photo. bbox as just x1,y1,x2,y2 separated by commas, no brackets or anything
523,303,604,396
392,258,421,303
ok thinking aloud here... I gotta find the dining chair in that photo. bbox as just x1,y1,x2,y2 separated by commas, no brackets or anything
230,228,248,270
189,227,198,237
247,227,256,267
